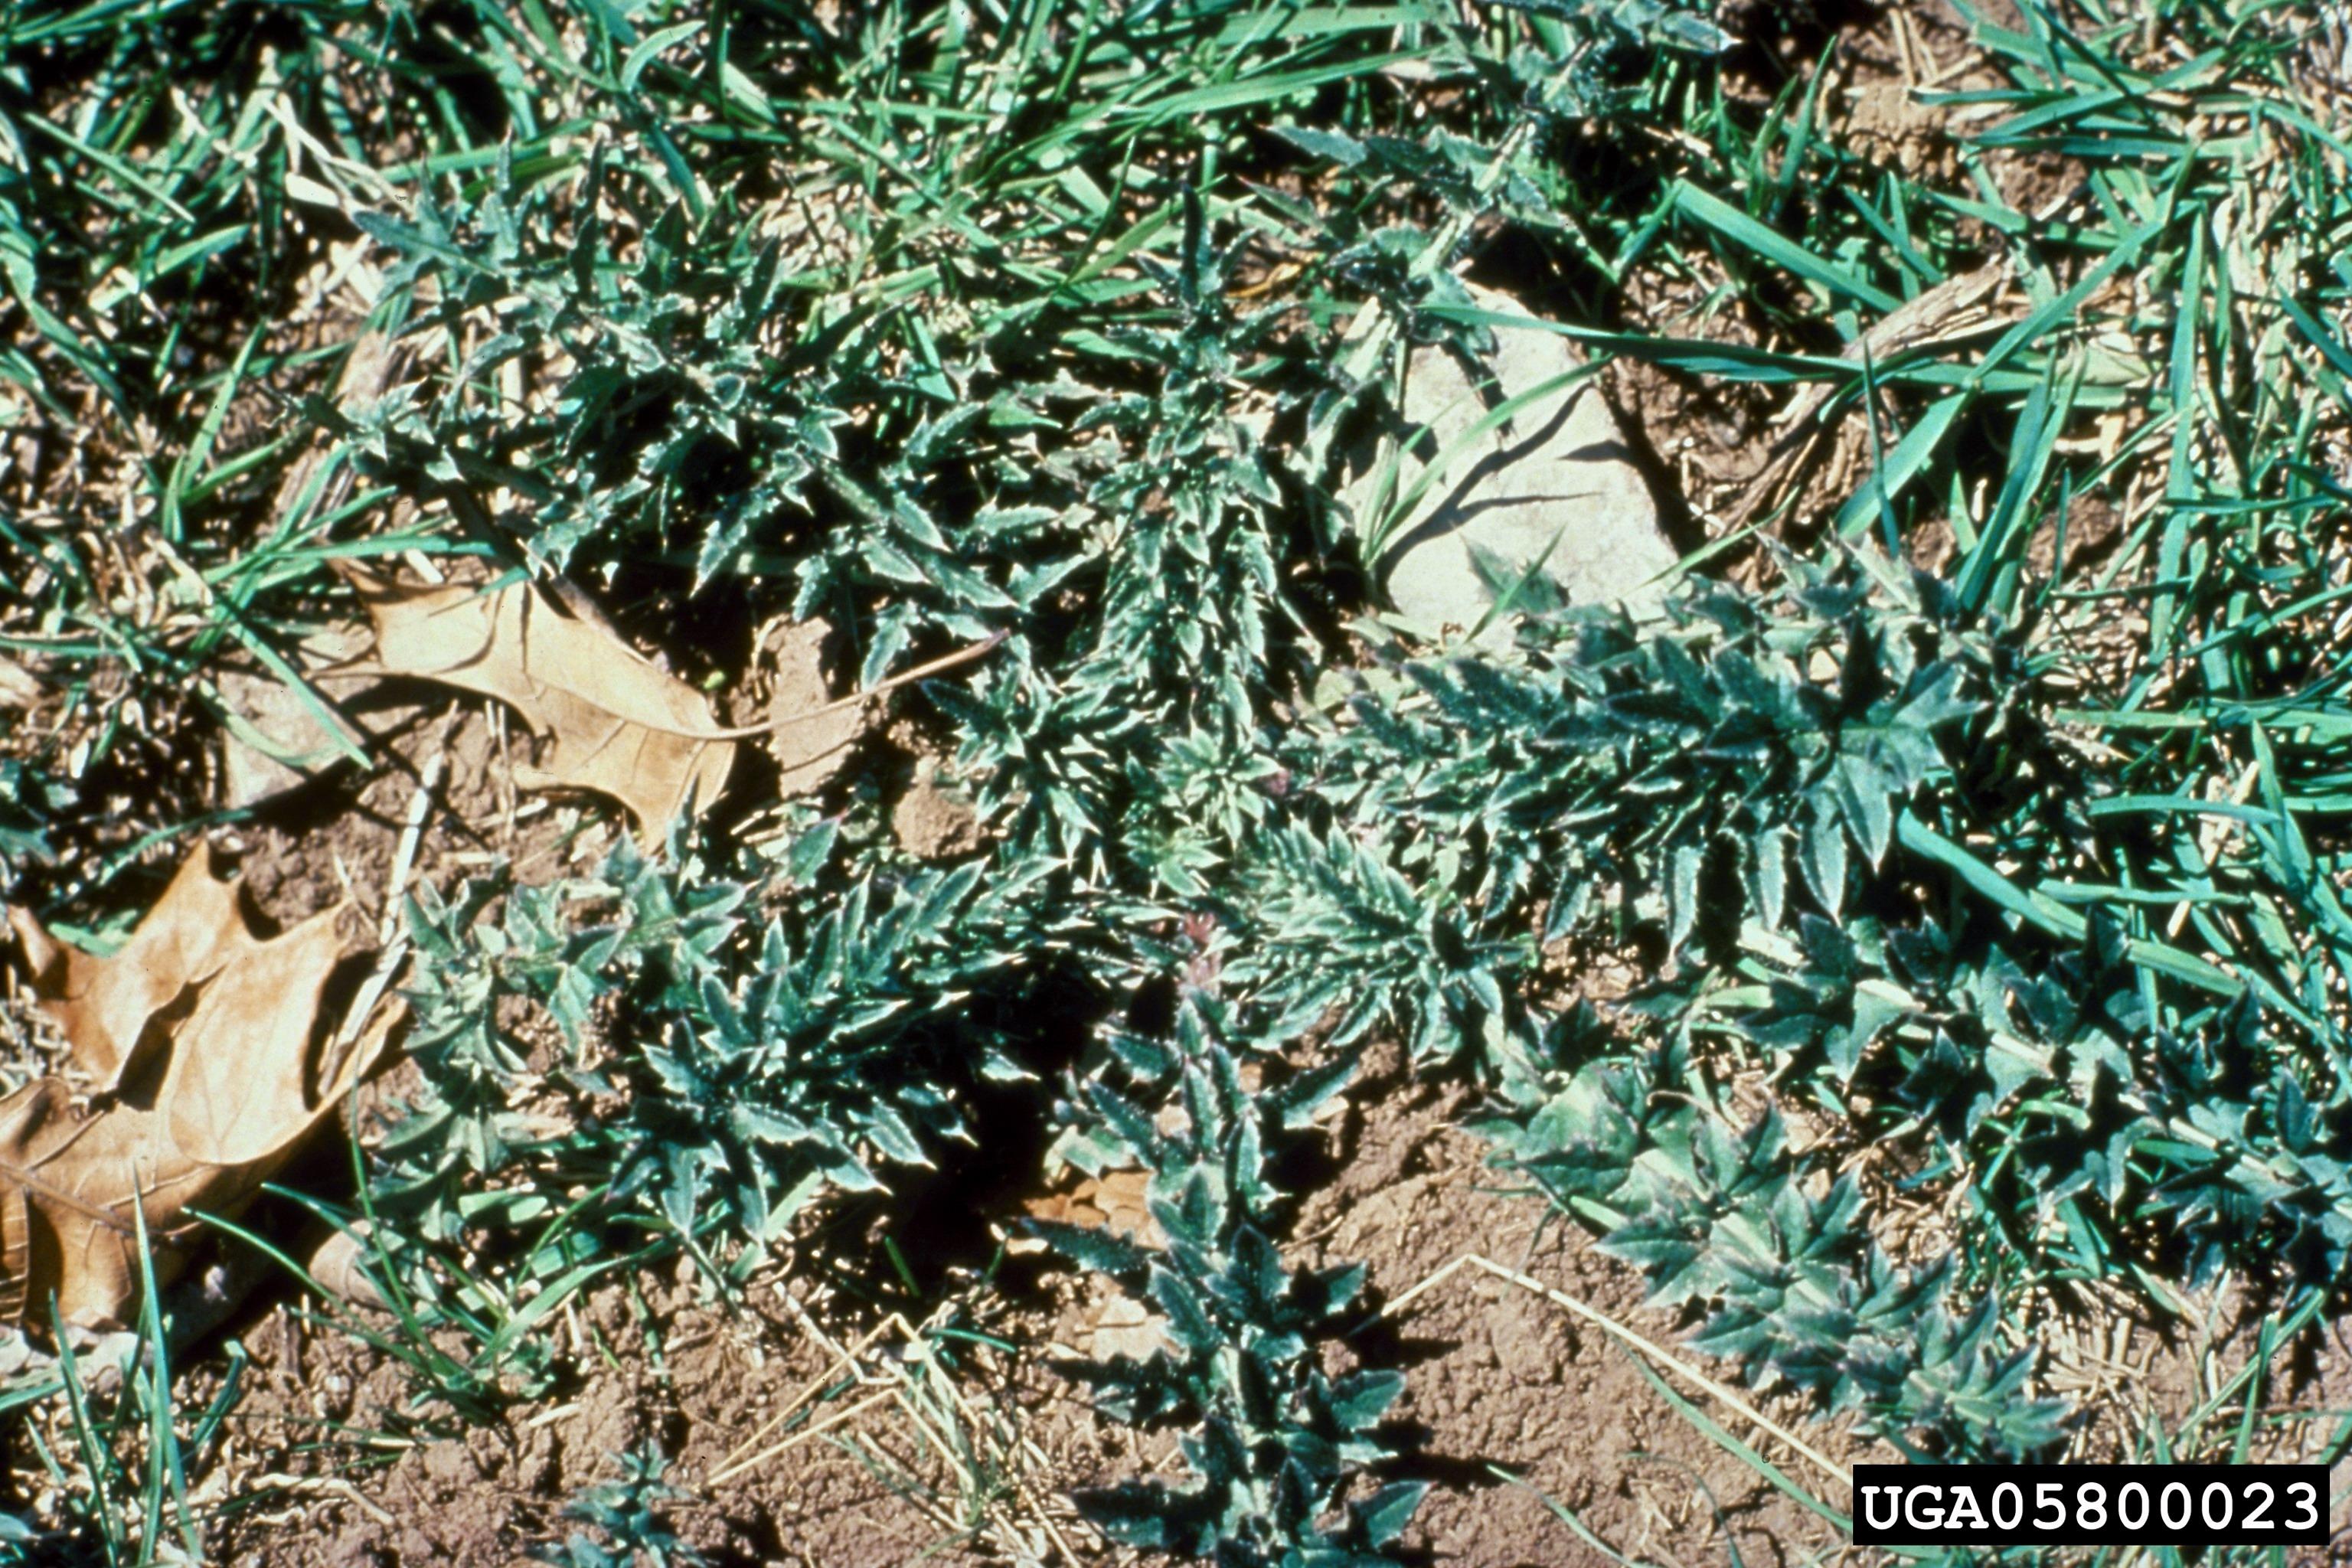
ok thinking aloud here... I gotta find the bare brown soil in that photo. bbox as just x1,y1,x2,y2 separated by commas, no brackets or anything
1296,1042,1871,1568
160,1029,2352,1568
205,1263,1119,1567
168,1034,1901,1568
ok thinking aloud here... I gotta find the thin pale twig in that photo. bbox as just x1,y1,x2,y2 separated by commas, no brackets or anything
1380,1252,1860,1492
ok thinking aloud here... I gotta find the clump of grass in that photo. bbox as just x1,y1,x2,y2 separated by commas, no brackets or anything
2,1243,242,1563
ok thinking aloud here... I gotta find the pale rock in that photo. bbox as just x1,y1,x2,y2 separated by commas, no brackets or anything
0,655,41,710
1351,282,1676,642
217,625,407,810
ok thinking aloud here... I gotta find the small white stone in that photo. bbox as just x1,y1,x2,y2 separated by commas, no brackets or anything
1348,282,1676,645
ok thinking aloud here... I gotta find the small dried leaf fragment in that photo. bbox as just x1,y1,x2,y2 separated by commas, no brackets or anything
0,854,387,1328
1018,1169,1161,1246
1088,1292,1177,1362
301,1225,387,1308
7,848,247,1090
1016,1170,1174,1358
343,570,737,842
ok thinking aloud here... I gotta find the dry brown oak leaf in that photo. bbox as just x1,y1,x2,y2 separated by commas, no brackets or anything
1,848,387,1328
339,569,1004,840
341,567,739,844
7,850,246,1092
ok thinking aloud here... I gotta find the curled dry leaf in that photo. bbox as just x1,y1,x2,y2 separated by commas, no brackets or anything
7,848,247,1091
1018,1168,1161,1246
0,847,391,1328
340,567,737,844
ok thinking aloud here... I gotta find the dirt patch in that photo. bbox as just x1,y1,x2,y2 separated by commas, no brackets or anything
893,762,984,861
207,1256,1132,1568
19,1034,1884,1568
226,695,617,936
1294,1044,1874,1567
1303,1042,2352,1562
17,1018,2352,1565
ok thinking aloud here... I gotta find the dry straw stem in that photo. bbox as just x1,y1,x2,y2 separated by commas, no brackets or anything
1380,1252,1860,1497
239,1474,397,1529
858,1335,1088,1564
704,1298,1087,1565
